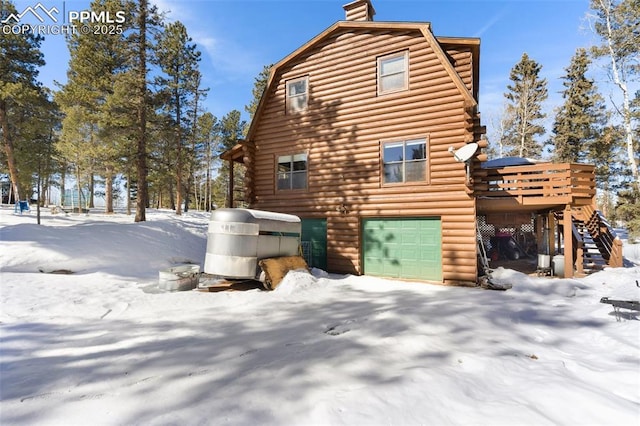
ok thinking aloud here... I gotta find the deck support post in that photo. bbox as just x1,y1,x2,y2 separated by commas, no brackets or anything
227,160,235,208
576,244,584,276
535,214,544,253
547,212,555,256
563,205,574,278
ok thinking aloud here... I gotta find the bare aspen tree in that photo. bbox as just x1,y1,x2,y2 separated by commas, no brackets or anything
588,0,640,189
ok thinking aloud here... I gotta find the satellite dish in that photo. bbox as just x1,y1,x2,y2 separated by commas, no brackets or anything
451,142,478,163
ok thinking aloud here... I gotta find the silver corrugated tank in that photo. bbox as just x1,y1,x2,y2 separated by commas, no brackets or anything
204,208,301,278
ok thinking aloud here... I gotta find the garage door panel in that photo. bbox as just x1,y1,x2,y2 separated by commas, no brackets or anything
363,218,442,281
400,248,419,261
402,233,419,245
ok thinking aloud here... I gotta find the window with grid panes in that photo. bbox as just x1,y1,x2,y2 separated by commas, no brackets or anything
382,139,427,184
277,153,307,190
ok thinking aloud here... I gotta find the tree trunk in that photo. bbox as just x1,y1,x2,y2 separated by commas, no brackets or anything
0,100,23,201
126,170,132,215
42,135,52,206
598,0,640,190
76,165,82,213
89,173,95,208
186,73,202,213
61,167,66,206
174,76,183,216
105,170,114,213
193,175,198,211
206,138,212,211
184,178,190,212
134,0,148,223
206,166,211,211
205,135,213,212
36,162,41,225
42,169,50,206
168,181,176,210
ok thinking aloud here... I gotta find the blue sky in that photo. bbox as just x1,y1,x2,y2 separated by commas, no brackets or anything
11,0,600,139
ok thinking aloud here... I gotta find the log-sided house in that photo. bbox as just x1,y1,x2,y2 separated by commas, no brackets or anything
222,0,622,286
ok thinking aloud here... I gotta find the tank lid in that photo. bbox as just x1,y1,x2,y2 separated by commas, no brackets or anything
209,208,300,224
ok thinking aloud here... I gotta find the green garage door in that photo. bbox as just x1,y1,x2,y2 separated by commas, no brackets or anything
301,218,327,270
362,217,442,281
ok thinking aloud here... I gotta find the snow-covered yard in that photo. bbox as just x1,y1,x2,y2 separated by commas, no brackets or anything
1,207,639,425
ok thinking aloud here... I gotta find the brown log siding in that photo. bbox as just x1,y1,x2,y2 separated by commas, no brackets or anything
249,27,478,285
442,47,473,90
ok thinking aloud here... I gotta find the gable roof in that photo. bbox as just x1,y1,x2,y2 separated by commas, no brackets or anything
245,20,480,141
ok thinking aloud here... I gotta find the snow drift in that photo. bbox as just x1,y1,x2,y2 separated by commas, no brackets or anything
1,207,639,425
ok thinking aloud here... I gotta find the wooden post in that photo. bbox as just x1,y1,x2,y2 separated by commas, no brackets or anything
535,214,544,252
610,237,624,268
563,205,574,278
548,212,555,255
227,160,234,208
576,244,584,276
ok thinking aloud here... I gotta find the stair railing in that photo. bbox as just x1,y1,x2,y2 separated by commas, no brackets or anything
580,205,623,268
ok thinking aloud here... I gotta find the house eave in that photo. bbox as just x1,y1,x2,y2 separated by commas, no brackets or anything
220,141,246,163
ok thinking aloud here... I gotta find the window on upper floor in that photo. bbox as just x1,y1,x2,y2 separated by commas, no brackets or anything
382,138,427,184
378,51,408,95
286,76,308,113
277,153,308,190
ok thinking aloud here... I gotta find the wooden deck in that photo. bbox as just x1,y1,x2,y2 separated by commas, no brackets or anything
473,161,624,278
474,163,596,213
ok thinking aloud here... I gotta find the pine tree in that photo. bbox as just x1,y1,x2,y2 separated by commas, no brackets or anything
0,0,45,202
218,110,246,151
16,89,59,212
155,21,202,215
134,0,149,221
593,125,625,194
195,112,217,211
550,48,607,163
212,110,246,208
616,186,640,239
56,106,94,212
184,71,208,212
129,0,162,221
245,64,272,122
1,80,59,216
57,0,132,214
589,0,640,191
503,53,548,158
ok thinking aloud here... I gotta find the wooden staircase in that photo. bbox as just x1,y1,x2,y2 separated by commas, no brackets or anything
573,216,607,274
571,206,623,275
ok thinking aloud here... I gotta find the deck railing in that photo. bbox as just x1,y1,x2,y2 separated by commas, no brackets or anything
474,163,596,204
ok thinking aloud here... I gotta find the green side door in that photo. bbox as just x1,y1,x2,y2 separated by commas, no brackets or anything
301,218,327,270
362,217,442,281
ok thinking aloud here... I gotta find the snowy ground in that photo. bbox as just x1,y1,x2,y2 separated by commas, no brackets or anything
1,206,639,425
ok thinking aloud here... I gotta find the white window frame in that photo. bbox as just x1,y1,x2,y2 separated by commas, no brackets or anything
377,51,409,95
286,76,309,114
